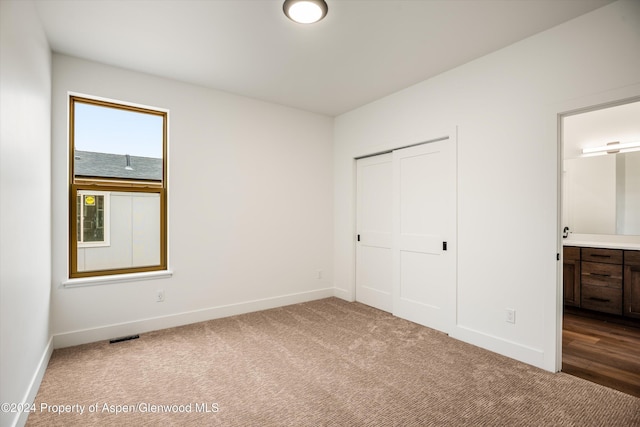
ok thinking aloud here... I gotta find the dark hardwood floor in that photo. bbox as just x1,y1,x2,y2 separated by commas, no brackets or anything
562,310,640,398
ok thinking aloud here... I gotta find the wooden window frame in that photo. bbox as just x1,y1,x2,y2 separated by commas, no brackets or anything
69,96,167,278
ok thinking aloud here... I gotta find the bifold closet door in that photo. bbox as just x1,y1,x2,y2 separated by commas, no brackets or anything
392,140,456,334
355,153,393,312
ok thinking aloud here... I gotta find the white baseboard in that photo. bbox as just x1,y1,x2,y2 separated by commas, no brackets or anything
332,286,353,302
450,324,546,370
53,288,335,349
12,336,53,427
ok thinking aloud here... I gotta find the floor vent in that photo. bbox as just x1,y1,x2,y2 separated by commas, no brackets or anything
109,334,140,344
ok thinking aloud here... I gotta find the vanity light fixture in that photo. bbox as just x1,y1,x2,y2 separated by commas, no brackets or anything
283,0,328,24
581,140,640,157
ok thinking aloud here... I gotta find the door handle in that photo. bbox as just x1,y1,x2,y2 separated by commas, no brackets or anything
589,273,610,278
587,297,610,303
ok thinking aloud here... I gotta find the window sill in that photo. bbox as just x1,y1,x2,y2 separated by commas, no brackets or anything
62,270,173,288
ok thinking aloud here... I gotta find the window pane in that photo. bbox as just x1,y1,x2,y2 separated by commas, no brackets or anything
82,195,104,242
73,102,163,182
76,191,160,272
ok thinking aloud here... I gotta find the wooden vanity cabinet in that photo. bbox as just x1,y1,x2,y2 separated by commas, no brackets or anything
580,248,623,315
624,250,640,319
563,246,581,307
564,246,640,319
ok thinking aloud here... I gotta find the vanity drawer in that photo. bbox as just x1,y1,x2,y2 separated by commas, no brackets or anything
581,284,622,315
581,247,622,265
625,250,640,267
581,261,622,288
564,246,580,261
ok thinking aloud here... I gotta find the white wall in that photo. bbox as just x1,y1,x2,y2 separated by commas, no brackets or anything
51,55,334,346
623,152,640,235
0,1,52,426
334,0,640,371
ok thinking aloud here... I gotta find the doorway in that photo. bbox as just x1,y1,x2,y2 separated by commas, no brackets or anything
560,98,640,397
355,136,457,335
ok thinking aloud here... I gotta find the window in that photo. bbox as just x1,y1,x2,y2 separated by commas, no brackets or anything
77,190,110,247
69,96,167,278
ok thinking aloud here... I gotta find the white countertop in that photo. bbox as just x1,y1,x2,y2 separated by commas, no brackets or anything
563,233,640,250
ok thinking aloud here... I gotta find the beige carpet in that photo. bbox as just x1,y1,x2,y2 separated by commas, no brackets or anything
28,298,640,426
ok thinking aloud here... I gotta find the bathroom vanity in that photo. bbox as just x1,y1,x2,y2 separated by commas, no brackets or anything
563,236,640,319
562,148,640,320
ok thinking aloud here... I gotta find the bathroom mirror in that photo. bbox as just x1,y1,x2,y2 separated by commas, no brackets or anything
562,98,640,238
564,151,640,236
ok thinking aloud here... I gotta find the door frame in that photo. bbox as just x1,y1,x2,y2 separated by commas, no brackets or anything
554,89,640,372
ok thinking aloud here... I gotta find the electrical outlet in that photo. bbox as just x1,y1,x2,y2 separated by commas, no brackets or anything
156,289,165,302
506,308,515,324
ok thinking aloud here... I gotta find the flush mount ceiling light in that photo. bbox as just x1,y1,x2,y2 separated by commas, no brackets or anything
582,140,640,157
283,0,328,24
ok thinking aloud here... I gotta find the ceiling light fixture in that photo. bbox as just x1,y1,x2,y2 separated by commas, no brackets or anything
283,0,328,24
582,140,640,157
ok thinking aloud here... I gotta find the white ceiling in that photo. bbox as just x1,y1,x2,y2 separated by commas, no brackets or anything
34,0,615,116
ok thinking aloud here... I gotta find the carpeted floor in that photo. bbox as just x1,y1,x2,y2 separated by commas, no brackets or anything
27,298,640,426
